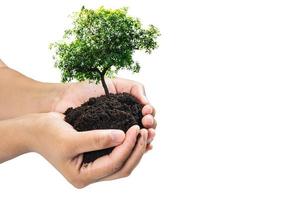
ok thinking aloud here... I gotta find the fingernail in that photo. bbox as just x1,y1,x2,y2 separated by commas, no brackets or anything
132,125,140,134
111,130,125,144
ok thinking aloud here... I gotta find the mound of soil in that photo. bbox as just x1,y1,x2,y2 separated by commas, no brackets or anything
64,93,143,163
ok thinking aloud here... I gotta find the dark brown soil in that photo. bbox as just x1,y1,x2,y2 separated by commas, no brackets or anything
64,93,143,163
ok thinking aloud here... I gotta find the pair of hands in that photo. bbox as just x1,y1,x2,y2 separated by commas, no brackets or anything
30,78,156,188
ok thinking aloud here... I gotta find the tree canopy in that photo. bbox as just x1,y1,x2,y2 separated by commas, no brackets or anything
50,6,160,95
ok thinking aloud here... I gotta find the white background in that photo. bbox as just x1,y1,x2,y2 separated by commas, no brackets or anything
1,0,282,199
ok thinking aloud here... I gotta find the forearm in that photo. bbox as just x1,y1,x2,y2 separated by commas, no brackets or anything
0,59,7,68
0,63,66,119
0,116,32,163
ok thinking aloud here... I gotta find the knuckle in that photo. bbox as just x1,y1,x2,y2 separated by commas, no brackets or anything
69,176,87,189
110,161,123,174
122,169,132,178
72,180,86,189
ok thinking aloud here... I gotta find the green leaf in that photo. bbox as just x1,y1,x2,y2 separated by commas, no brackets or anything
50,6,160,83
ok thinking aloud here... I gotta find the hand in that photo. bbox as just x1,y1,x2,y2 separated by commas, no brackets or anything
0,59,6,68
53,78,157,151
25,112,148,188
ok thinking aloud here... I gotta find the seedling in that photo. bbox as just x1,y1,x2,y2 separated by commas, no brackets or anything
51,6,160,95
50,6,160,163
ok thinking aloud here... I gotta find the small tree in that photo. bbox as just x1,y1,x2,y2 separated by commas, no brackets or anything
51,6,160,96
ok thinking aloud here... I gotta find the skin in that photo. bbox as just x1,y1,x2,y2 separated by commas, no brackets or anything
0,59,157,188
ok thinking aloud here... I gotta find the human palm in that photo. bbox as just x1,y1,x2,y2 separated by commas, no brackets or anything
53,78,156,149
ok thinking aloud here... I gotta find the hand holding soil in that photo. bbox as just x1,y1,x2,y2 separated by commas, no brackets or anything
0,65,156,188
0,112,149,188
31,113,149,188
53,78,157,157
0,6,159,188
50,7,159,162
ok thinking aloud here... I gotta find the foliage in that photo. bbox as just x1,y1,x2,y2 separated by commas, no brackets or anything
50,6,160,95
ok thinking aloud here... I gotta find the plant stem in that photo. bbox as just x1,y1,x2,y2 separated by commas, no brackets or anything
100,73,109,96
93,67,110,96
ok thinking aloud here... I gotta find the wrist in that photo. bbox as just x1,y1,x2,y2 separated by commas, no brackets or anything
19,113,44,153
22,112,64,156
0,67,68,119
17,113,53,154
0,115,35,163
33,82,68,113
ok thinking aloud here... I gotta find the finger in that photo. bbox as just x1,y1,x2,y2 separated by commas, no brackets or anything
112,78,149,105
101,129,148,181
112,77,133,93
147,128,156,144
131,83,149,105
145,128,155,153
142,105,156,117
80,125,140,182
49,111,65,119
142,114,157,129
72,129,125,154
145,144,153,153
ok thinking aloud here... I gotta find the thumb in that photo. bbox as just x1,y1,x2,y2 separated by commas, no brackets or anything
73,129,125,154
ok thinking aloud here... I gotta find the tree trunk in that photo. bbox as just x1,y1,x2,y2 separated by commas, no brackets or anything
101,74,109,96
94,67,110,96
